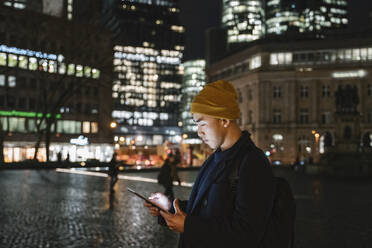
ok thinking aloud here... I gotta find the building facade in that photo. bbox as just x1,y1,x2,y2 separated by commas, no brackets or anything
180,59,206,144
0,6,113,162
108,0,184,148
207,35,372,165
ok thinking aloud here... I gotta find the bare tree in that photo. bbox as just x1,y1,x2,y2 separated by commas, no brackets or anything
28,17,112,162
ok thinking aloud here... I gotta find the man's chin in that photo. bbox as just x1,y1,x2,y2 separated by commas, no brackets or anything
203,140,215,149
206,143,216,150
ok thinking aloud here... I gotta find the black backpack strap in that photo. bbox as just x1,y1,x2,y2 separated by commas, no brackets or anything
228,160,241,201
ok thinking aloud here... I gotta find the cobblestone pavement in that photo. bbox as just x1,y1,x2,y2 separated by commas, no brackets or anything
0,168,371,248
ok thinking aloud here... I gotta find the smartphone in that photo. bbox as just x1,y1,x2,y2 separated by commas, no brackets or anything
127,187,170,213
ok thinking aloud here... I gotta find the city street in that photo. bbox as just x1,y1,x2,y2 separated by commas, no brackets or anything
0,168,371,248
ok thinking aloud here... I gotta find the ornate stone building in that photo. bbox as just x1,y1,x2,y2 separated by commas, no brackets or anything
207,35,372,165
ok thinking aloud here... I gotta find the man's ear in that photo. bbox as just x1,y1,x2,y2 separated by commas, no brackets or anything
220,119,231,128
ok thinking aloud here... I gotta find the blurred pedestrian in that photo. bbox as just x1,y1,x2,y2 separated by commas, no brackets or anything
157,153,180,201
57,151,62,163
108,152,119,193
174,148,181,166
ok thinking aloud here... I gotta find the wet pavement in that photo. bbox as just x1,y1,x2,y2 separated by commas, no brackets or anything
0,168,371,248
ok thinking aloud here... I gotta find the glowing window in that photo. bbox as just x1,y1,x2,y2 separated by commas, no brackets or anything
0,53,6,66
8,76,16,87
91,122,98,133
8,54,17,67
59,63,66,74
49,60,57,73
92,69,100,79
18,56,28,69
39,59,48,72
273,134,284,141
76,65,83,77
9,117,26,132
29,57,37,71
84,66,91,77
0,75,5,86
82,121,90,133
68,64,75,75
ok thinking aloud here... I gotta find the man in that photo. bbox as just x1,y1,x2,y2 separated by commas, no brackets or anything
144,80,274,248
157,153,181,201
108,152,119,193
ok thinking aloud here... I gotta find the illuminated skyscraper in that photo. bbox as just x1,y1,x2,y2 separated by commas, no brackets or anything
110,0,184,146
180,60,205,144
221,0,348,46
266,0,348,36
302,0,348,33
222,0,265,45
266,0,302,35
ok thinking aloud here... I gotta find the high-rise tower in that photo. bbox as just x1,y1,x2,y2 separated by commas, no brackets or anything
266,0,302,35
222,0,265,45
110,0,185,146
302,0,348,33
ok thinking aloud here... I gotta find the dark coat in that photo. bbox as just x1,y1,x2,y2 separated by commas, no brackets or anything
178,131,274,248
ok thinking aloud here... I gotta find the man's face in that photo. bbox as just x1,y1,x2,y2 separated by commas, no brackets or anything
193,113,226,150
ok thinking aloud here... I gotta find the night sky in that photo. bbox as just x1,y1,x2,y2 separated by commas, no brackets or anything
179,0,372,61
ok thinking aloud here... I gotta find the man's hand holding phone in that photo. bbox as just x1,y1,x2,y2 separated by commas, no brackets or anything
160,198,186,233
143,192,187,233
143,192,171,216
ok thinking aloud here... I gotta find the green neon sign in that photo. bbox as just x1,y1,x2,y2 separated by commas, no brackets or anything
0,110,61,119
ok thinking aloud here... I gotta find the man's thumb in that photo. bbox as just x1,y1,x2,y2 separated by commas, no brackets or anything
173,198,180,214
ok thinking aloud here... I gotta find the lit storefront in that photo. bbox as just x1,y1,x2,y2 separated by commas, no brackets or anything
3,140,113,162
1,110,113,162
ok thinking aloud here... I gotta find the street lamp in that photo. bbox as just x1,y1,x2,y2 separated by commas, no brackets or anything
110,121,117,129
312,130,320,164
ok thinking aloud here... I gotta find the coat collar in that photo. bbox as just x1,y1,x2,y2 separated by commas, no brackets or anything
186,154,215,213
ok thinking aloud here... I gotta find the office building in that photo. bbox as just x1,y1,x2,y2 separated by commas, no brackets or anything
0,6,113,162
180,59,206,144
109,0,185,147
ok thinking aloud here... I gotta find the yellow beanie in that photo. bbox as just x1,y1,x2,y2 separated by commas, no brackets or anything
190,80,240,120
